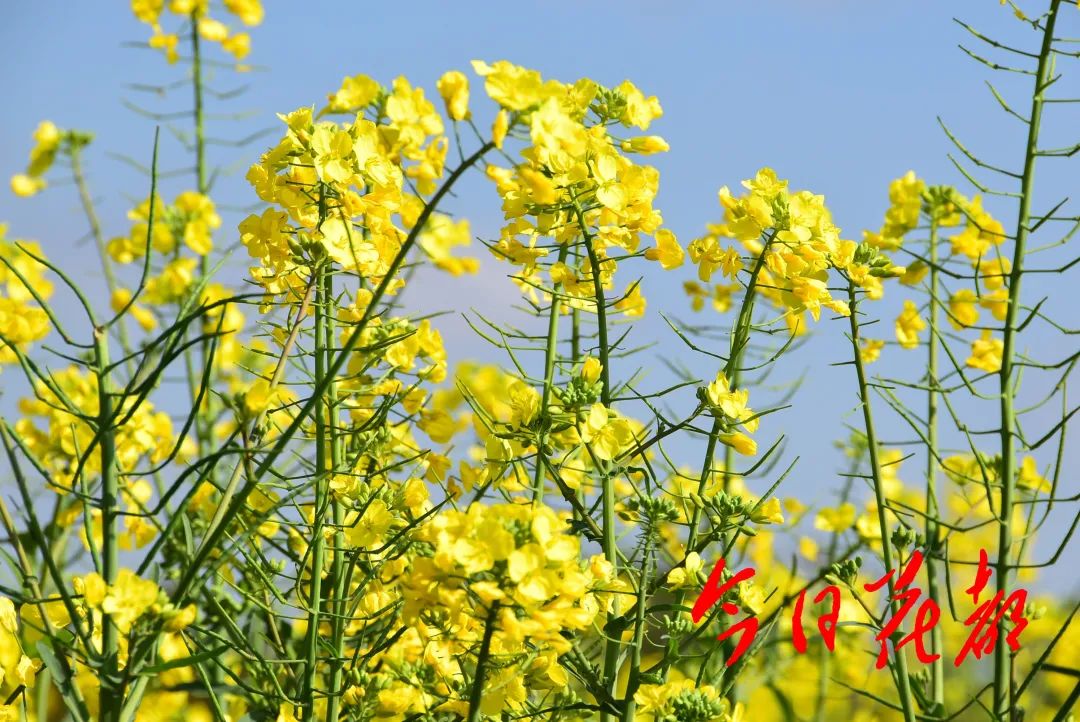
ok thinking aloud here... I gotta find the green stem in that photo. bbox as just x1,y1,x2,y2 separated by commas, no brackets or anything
924,218,945,716
169,141,495,607
846,282,917,722
302,262,330,721
71,146,131,357
188,10,212,459
995,2,1061,717
191,12,207,199
532,243,570,504
94,327,122,722
466,602,500,722
578,206,620,720
325,269,347,722
621,539,652,722
659,233,773,685
814,642,832,722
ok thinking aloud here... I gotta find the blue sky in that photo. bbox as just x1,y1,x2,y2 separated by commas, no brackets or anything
2,1,1078,590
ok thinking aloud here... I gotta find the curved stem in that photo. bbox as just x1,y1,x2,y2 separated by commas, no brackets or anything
846,282,917,722
661,233,773,685
71,145,131,358
994,2,1061,717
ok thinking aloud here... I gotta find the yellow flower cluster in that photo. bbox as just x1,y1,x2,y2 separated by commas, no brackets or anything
376,502,606,717
689,168,859,333
108,191,221,262
705,371,759,455
15,366,174,491
634,679,744,722
862,172,1010,370
475,60,673,315
0,599,42,699
131,0,262,64
241,82,469,298
0,225,52,364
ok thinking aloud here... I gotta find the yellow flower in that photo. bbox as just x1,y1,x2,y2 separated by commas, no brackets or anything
419,214,478,275
900,260,929,286
860,338,885,364
149,27,180,64
110,289,157,332
688,236,742,282
1017,456,1051,494
643,228,684,269
719,431,757,456
418,409,457,443
580,357,603,384
492,109,509,149
948,288,980,329
436,70,470,121
895,299,925,349
222,32,251,60
949,195,1005,260
751,497,784,525
10,121,65,196
345,499,393,548
615,80,663,130
164,604,198,632
621,135,670,155
325,73,381,114
966,329,1003,373
224,0,263,25
10,174,45,197
275,703,300,722
131,0,163,24
243,377,280,415
980,287,1009,321
471,59,562,111
102,569,160,633
508,379,541,428
855,513,883,542
706,372,752,426
197,17,229,42
615,282,647,317
666,551,704,589
814,503,856,533
580,404,634,461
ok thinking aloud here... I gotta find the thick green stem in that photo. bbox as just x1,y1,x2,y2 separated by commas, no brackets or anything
301,262,332,720
572,198,622,719
95,328,123,722
532,243,570,503
586,239,620,717
846,283,917,722
188,11,213,460
924,219,946,715
621,539,652,722
466,602,500,722
324,270,347,722
190,13,207,199
995,3,1060,716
